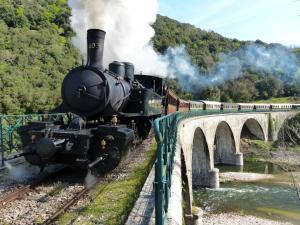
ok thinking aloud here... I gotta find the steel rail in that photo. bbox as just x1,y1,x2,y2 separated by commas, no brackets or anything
0,185,33,206
42,186,92,225
0,169,63,206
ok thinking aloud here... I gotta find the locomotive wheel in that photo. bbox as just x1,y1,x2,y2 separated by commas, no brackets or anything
91,146,122,175
23,146,44,167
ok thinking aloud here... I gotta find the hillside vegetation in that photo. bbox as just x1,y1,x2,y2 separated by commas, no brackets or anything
0,0,80,114
0,3,299,114
254,97,300,104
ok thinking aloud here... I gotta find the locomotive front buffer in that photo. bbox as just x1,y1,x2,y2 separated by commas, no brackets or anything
18,120,134,174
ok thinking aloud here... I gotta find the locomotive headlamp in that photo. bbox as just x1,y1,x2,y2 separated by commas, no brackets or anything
31,134,36,142
111,115,118,125
101,139,106,150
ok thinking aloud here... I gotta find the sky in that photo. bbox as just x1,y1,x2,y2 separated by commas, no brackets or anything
158,0,300,47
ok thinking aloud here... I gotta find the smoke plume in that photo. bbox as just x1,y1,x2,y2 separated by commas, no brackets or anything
68,0,300,92
164,44,300,92
68,0,167,74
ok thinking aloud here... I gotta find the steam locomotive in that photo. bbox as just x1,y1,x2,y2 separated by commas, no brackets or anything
18,29,300,174
18,29,165,174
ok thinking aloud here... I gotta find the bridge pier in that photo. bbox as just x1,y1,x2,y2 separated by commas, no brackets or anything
208,168,219,188
192,166,220,188
234,152,243,166
215,151,244,166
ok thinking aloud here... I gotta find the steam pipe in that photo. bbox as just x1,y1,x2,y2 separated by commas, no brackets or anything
86,29,106,69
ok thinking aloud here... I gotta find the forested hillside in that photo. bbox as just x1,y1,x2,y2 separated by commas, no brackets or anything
0,0,80,114
0,3,299,114
152,15,300,102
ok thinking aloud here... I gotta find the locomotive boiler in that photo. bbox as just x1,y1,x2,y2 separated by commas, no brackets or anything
18,29,164,174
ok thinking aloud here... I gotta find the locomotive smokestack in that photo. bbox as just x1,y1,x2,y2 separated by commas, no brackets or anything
86,29,106,69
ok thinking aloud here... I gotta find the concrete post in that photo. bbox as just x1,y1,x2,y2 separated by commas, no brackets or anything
234,152,243,166
185,207,203,225
209,168,219,188
193,207,203,225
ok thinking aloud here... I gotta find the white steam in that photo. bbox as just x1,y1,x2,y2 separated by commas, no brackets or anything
4,161,40,182
68,0,168,74
84,170,98,188
164,44,300,92
68,0,300,92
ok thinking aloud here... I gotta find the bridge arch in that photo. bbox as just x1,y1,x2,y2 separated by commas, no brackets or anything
241,118,265,140
192,127,211,187
214,121,237,165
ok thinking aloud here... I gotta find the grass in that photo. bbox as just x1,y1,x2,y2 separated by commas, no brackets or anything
58,212,77,225
243,139,300,171
256,207,300,221
243,140,277,163
58,141,157,225
248,140,300,154
287,145,300,152
254,97,300,104
48,182,66,197
251,140,274,151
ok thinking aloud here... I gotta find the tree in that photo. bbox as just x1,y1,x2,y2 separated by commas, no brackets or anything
0,0,80,114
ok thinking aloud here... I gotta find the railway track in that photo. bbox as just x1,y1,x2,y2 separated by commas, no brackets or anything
42,178,98,225
0,169,62,207
0,137,154,225
44,137,155,225
0,182,37,206
0,165,96,225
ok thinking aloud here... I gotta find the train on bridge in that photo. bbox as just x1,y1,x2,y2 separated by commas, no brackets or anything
17,29,300,175
167,95,300,112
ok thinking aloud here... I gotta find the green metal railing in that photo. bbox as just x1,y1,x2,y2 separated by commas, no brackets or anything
153,108,300,225
0,113,73,166
153,110,223,225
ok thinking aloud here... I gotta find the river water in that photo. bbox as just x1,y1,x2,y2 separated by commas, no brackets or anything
194,161,300,224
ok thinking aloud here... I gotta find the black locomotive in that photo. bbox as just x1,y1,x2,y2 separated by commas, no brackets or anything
18,29,165,174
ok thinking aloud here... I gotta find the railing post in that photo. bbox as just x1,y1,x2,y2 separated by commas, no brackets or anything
155,142,165,225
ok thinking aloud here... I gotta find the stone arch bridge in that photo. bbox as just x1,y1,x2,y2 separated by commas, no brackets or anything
168,111,299,224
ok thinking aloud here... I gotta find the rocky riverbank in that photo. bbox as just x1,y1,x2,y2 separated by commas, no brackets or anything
197,140,300,225
241,139,300,169
220,172,274,182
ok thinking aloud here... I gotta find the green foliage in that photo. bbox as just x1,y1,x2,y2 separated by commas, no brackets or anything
0,0,80,114
280,113,300,146
255,97,300,103
0,4,299,114
166,78,193,100
153,15,244,72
